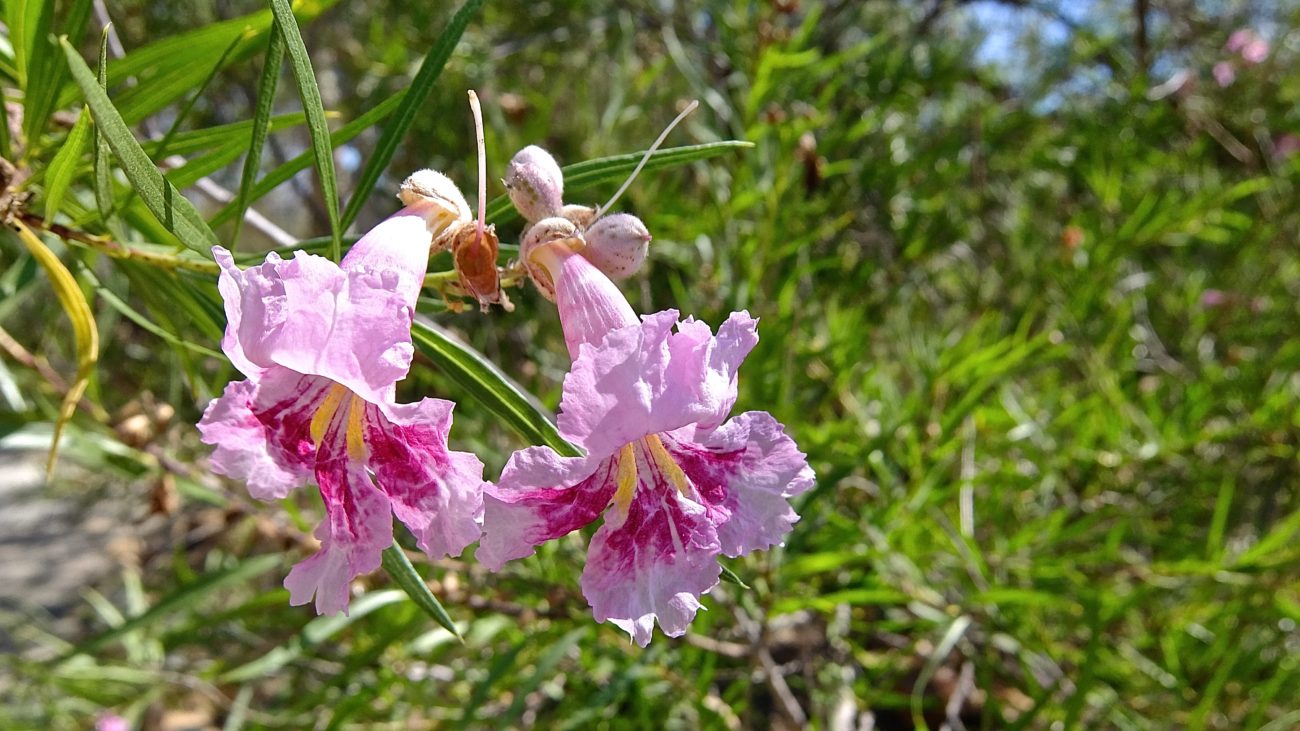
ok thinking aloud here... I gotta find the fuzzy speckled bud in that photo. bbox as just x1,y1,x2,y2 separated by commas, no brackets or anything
504,146,564,223
581,214,651,280
560,203,596,231
399,169,471,249
521,216,582,301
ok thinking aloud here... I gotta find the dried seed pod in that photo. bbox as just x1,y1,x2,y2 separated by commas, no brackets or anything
504,145,564,223
520,216,581,301
581,213,651,280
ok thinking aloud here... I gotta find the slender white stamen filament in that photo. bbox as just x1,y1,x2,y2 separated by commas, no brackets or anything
594,99,699,222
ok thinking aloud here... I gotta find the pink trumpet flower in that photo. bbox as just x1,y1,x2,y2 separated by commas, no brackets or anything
478,241,813,645
198,186,485,615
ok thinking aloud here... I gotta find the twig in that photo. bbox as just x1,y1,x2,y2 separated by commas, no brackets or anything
16,211,219,274
0,324,109,421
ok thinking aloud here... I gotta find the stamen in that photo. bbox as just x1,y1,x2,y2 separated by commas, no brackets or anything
644,434,690,497
345,394,368,461
612,443,638,517
309,383,349,447
594,100,699,222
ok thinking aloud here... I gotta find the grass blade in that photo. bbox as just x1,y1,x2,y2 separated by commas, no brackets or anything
61,36,221,255
381,544,461,639
10,220,98,473
485,141,753,225
18,0,54,147
412,320,577,455
269,0,340,260
231,23,284,249
61,554,282,660
42,108,92,224
339,0,484,232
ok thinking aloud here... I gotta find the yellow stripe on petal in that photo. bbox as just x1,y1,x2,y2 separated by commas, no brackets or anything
645,434,691,497
345,394,368,461
309,383,348,447
612,443,638,518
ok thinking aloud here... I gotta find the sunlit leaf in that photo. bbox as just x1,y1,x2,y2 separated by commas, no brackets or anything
62,36,221,255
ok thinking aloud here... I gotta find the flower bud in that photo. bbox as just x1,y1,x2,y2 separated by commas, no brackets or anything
520,216,581,301
504,145,564,223
581,214,651,280
399,169,471,248
560,203,596,230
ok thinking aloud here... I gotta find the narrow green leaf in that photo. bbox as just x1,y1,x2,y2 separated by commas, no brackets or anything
231,23,284,249
719,563,750,589
78,265,223,359
6,0,45,87
152,34,245,161
143,113,307,159
485,141,754,225
269,0,340,260
220,590,406,683
92,29,112,221
61,36,221,255
208,92,403,228
19,0,56,147
43,108,92,223
411,320,578,455
339,0,483,232
63,554,282,660
381,544,461,639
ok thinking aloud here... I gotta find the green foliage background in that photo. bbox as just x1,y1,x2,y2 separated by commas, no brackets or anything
1,0,1298,728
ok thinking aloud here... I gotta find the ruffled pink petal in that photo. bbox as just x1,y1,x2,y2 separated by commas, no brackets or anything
477,447,617,570
557,310,760,457
668,411,814,557
283,449,394,615
366,397,485,560
216,248,415,404
213,247,263,378
690,311,759,431
581,486,721,646
558,310,706,457
197,370,326,500
340,206,436,306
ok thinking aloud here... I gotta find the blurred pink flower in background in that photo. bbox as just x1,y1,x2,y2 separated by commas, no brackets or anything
1213,61,1236,87
95,713,129,731
1273,133,1300,161
1226,28,1269,64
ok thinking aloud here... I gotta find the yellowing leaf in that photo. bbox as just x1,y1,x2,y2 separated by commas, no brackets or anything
12,220,98,473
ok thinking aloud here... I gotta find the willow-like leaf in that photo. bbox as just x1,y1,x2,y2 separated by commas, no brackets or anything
485,141,754,225
412,320,577,455
43,108,92,224
10,220,98,473
269,0,340,260
62,36,220,254
231,22,284,249
340,0,484,232
380,545,461,639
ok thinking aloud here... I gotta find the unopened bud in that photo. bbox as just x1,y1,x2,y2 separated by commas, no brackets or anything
504,145,564,223
560,203,596,230
521,216,581,301
581,213,651,280
399,169,471,244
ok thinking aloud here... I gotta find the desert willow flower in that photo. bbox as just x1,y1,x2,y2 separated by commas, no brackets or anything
478,236,813,646
198,171,487,615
